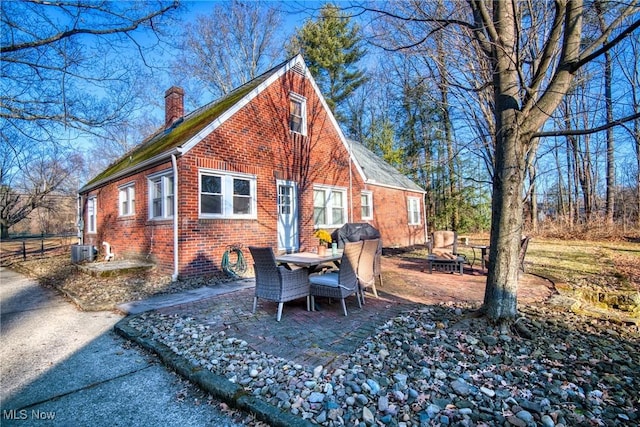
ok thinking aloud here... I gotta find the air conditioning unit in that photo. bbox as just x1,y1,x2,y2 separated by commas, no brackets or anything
71,245,96,263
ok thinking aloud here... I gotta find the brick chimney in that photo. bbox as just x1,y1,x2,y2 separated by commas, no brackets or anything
164,86,184,128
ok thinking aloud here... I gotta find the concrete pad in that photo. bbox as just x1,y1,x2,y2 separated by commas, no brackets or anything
116,278,255,314
0,267,244,427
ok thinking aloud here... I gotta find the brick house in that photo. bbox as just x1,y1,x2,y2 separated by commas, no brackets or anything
78,55,426,278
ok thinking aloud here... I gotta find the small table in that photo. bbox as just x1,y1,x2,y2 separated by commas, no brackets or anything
275,251,342,270
426,255,465,275
470,245,489,270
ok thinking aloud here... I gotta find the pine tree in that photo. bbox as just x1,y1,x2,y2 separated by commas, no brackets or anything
287,4,367,124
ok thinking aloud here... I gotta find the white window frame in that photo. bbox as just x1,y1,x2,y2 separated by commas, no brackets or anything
407,197,422,225
313,185,347,228
148,171,174,220
118,183,135,217
199,170,257,219
361,191,373,220
87,196,97,234
289,92,307,135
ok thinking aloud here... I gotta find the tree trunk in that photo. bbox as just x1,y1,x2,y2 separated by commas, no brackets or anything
480,0,527,328
484,131,526,327
604,48,615,225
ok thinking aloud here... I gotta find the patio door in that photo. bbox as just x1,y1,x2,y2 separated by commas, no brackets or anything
277,180,299,252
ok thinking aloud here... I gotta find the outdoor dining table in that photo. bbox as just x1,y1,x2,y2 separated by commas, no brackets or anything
275,250,343,270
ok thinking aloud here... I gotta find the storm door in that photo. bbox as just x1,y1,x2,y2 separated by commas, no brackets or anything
277,180,299,252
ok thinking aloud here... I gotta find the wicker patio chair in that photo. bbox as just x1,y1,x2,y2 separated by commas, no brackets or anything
358,239,380,302
373,238,383,288
248,246,310,322
309,241,363,316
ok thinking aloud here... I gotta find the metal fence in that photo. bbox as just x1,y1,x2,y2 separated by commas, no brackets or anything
0,234,76,265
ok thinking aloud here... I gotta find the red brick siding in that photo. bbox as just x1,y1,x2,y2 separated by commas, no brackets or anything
364,186,426,247
82,68,425,278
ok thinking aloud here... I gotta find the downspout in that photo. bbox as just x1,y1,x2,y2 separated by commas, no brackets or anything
423,192,429,246
171,154,179,282
77,194,84,245
348,139,353,222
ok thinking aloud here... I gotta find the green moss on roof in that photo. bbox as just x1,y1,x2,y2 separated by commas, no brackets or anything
82,69,276,190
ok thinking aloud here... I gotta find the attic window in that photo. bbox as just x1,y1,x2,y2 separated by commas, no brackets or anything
289,93,306,135
292,62,305,76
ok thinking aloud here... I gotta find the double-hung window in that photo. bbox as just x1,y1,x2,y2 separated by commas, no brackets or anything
119,184,135,217
87,196,97,233
313,186,347,227
361,191,373,220
407,197,421,225
289,93,306,135
200,171,256,218
149,172,174,219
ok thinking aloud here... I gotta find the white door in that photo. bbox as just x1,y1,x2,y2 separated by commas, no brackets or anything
277,180,298,252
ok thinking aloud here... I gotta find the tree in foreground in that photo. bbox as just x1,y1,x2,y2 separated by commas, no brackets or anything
362,0,640,330
0,0,179,237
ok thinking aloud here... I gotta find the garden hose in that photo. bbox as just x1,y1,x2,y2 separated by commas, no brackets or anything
221,245,247,278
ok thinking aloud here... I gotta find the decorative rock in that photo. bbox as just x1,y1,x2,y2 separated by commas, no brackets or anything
362,406,375,425
480,386,495,397
308,392,325,403
450,379,471,396
516,410,534,424
541,414,555,427
366,379,381,395
356,394,369,405
464,335,479,345
506,415,527,427
426,404,441,417
316,410,327,424
482,335,499,346
378,396,389,412
127,297,640,427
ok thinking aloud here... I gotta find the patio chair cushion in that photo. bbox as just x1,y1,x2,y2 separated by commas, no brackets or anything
309,272,340,287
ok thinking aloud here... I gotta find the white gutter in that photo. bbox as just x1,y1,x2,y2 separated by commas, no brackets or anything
171,154,179,282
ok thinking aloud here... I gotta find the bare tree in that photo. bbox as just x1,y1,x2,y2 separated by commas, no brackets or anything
360,0,640,329
1,0,179,140
0,1,179,237
172,1,284,100
1,134,83,238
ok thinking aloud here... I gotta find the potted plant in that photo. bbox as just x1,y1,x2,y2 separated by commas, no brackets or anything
313,229,332,256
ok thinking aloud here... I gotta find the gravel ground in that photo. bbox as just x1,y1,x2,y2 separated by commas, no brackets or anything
12,254,640,426
124,300,640,427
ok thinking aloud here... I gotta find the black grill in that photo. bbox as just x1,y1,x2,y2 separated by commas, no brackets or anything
331,223,381,248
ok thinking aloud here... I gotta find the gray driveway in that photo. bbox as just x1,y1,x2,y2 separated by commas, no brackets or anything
0,267,243,426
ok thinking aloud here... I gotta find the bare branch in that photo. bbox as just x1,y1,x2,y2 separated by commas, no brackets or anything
1,1,178,53
533,112,640,138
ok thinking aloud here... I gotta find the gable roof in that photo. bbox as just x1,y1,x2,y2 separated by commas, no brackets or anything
80,56,294,192
348,139,425,193
80,55,423,196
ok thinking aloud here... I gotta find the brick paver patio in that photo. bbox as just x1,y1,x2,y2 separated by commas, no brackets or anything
155,254,554,370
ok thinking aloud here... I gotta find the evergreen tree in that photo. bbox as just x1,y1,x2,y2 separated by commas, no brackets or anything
287,4,367,124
